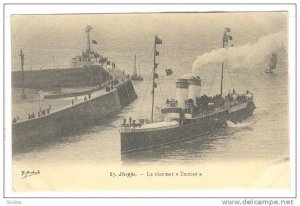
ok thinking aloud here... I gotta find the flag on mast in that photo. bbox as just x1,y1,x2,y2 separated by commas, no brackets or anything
155,36,162,44
92,40,98,44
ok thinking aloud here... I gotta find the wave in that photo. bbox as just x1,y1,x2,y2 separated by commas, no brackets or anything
226,120,252,128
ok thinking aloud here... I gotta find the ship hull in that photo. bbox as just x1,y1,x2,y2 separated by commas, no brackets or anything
121,114,226,154
227,101,256,123
121,102,255,154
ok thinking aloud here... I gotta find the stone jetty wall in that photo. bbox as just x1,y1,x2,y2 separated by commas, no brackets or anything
12,79,137,151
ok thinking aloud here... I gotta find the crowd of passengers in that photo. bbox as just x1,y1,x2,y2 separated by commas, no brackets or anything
121,90,253,127
165,89,253,113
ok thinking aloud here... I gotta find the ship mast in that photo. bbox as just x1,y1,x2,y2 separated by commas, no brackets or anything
220,27,231,97
151,35,162,122
151,38,156,122
138,63,141,76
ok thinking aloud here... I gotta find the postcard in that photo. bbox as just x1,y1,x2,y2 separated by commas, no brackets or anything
2,2,297,203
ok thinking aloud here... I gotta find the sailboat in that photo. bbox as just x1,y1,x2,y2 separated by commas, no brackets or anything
119,30,255,154
265,53,277,74
131,55,143,81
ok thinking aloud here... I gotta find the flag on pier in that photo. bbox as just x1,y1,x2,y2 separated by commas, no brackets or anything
153,82,157,88
228,35,233,40
154,63,158,69
92,40,98,44
165,68,173,76
155,36,162,44
155,50,159,56
154,73,158,78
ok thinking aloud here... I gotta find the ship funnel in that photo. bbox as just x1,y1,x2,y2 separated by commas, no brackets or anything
188,76,202,105
176,78,189,108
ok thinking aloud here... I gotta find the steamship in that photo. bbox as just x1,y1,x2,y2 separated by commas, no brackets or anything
119,29,256,154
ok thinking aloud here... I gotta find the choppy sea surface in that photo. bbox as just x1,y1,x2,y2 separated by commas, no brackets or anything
11,14,289,166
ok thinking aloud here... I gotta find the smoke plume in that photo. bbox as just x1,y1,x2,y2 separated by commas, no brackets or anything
192,31,286,73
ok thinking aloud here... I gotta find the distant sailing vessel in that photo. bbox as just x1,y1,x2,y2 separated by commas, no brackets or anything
119,29,256,154
131,55,143,81
265,53,277,74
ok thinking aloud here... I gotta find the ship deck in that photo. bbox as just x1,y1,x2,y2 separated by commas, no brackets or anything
120,120,179,133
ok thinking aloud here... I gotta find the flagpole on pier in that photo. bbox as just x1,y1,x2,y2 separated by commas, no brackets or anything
20,49,26,99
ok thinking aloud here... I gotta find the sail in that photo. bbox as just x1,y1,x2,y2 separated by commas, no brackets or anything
269,53,277,70
132,55,137,76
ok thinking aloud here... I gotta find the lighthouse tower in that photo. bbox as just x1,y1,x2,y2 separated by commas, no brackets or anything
85,25,93,60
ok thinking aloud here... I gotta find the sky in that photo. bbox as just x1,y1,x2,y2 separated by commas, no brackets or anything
10,12,288,73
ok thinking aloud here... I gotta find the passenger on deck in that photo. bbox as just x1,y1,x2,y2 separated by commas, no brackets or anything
38,111,41,117
28,113,31,119
47,108,50,114
129,117,132,125
12,117,17,124
84,96,87,101
72,99,74,105
17,116,19,121
42,110,46,115
49,104,51,109
88,93,91,99
123,118,126,125
31,112,35,118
